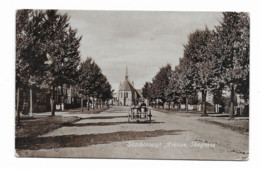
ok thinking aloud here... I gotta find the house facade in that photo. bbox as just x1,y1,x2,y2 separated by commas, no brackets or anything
55,84,81,110
17,84,81,114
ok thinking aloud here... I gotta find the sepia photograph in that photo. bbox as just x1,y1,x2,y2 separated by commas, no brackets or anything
15,9,249,160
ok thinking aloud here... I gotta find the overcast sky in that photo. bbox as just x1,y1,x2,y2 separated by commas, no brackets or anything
60,10,223,91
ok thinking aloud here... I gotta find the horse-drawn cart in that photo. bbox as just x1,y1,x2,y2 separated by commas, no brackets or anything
128,106,152,123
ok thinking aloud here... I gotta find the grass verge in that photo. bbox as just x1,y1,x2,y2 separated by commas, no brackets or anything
67,107,110,114
198,118,249,134
16,115,81,138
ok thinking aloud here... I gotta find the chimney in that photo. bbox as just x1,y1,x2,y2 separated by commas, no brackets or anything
132,81,134,86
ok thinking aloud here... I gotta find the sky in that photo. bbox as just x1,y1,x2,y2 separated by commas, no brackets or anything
59,10,223,92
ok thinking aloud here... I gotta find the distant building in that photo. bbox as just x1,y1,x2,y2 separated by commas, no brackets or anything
56,84,81,110
118,67,141,106
197,90,214,105
17,84,81,114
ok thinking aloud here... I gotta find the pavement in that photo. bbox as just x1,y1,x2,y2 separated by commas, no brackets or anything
16,106,249,160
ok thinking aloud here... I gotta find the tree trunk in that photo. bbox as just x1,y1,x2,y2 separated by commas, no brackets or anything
168,101,170,110
61,85,64,110
203,100,207,116
92,96,95,110
29,88,33,117
16,87,20,126
87,97,90,111
51,86,55,116
202,90,207,116
81,98,84,113
178,102,181,112
50,98,54,116
186,94,188,113
230,84,235,119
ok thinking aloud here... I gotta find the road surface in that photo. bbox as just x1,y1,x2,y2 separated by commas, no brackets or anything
16,106,249,160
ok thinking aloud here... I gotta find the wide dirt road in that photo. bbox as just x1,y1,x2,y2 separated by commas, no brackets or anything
17,106,249,160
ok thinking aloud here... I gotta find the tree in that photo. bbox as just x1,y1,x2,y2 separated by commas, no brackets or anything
165,67,180,110
183,28,222,116
78,58,92,112
151,64,172,109
16,10,49,124
212,86,225,113
78,57,113,111
216,12,250,118
88,59,103,109
96,75,106,108
78,57,99,111
16,10,82,118
142,82,152,105
100,79,114,107
42,10,82,116
175,57,196,112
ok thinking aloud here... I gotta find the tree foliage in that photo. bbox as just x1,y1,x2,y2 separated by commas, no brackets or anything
142,12,249,117
216,12,250,98
142,82,152,100
142,64,171,108
16,10,113,117
78,57,113,110
16,10,48,88
42,10,82,87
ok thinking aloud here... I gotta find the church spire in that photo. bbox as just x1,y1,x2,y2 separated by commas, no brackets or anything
125,66,128,80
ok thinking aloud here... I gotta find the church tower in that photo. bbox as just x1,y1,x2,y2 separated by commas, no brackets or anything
125,66,128,80
118,66,140,106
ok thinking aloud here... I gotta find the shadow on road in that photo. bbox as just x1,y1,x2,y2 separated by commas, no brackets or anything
80,116,127,120
16,129,185,150
63,121,128,127
63,121,165,127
